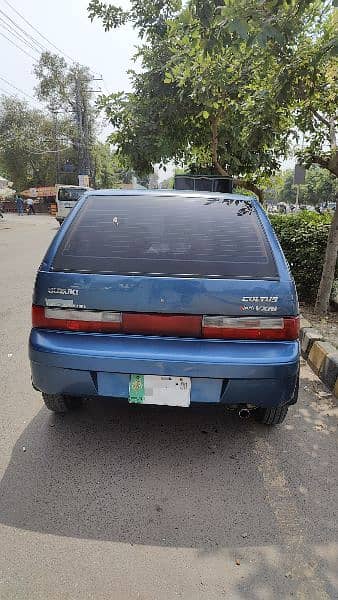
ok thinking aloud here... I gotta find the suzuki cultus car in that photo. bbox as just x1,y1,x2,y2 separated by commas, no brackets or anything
29,190,299,425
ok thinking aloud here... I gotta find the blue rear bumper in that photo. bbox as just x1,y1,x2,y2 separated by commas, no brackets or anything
29,330,299,407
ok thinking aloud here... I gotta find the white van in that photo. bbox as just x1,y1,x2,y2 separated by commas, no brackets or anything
56,185,90,224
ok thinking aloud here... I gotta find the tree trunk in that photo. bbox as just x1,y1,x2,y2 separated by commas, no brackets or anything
211,117,230,177
210,118,264,203
233,178,264,203
314,202,338,315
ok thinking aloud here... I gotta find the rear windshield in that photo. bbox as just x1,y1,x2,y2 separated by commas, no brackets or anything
52,194,278,279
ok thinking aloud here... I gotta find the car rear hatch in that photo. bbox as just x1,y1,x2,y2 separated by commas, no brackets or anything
34,192,298,338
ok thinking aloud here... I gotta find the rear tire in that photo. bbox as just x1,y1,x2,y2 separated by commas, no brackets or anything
254,373,299,426
254,404,288,425
42,393,82,413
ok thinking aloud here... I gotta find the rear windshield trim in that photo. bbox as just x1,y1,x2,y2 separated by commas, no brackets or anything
51,265,279,281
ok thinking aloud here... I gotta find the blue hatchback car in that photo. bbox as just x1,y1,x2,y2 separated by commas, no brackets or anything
29,190,300,425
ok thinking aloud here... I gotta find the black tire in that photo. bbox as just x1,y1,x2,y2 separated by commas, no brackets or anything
254,373,299,426
254,404,289,425
42,393,82,413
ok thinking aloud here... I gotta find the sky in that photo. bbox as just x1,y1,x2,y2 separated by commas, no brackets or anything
0,0,138,106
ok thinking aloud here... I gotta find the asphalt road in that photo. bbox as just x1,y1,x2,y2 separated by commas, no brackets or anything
0,214,337,600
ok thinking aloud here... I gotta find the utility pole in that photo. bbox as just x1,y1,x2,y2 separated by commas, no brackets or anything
74,72,102,186
52,110,61,184
75,73,86,180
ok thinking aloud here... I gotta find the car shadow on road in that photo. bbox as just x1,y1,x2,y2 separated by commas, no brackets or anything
0,380,336,552
0,376,337,597
0,400,274,547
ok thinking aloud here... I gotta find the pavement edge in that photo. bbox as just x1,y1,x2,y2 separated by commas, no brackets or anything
300,317,338,401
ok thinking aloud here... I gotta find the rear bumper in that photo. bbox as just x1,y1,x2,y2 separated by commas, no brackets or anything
29,330,300,407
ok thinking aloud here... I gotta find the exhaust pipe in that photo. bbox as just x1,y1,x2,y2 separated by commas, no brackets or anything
238,408,251,419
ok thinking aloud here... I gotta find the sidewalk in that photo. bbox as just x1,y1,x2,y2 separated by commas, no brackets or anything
300,307,338,400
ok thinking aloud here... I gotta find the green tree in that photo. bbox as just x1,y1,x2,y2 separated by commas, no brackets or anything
288,11,337,314
0,96,78,191
34,52,97,178
91,141,129,188
277,172,297,205
264,167,338,206
90,2,294,200
302,167,338,207
160,176,174,189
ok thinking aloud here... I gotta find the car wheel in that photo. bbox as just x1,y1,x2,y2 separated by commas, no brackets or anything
254,404,289,425
254,374,299,426
42,393,82,413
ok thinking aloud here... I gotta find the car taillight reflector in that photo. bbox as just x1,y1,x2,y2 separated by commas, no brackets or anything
202,316,299,340
32,306,299,341
32,306,122,333
32,306,200,337
122,313,201,337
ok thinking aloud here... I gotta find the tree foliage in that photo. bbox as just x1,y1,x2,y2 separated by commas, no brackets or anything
270,211,334,303
265,166,338,206
0,96,77,191
34,52,97,176
88,1,336,198
91,141,131,188
91,2,300,198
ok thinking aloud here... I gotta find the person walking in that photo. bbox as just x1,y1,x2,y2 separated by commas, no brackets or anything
16,195,24,215
26,197,36,215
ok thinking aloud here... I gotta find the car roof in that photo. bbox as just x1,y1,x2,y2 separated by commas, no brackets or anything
84,189,255,202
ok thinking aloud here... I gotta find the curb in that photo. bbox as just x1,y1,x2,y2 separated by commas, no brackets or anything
300,318,338,400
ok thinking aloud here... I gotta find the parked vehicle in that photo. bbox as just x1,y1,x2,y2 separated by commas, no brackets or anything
55,184,90,224
29,190,300,425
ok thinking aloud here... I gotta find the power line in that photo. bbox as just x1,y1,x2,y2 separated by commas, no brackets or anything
0,6,45,53
0,29,36,60
2,0,75,63
0,18,41,56
0,73,35,99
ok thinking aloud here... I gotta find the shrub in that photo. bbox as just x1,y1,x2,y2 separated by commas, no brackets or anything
269,211,333,304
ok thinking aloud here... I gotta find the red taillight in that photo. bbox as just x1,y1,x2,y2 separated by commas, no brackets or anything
122,313,201,337
32,306,299,341
32,306,122,333
31,306,200,337
202,316,299,341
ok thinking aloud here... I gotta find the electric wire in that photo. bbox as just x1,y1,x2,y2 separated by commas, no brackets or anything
0,19,41,55
0,73,35,99
2,0,75,62
0,29,36,60
0,6,45,53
